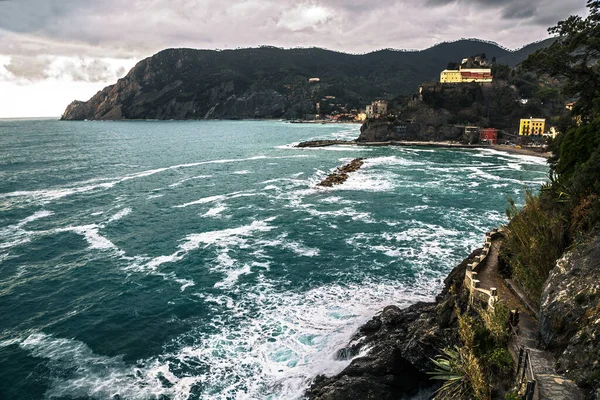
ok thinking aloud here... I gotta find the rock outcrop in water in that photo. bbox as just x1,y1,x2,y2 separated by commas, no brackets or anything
308,250,478,399
296,140,353,148
60,40,552,121
317,158,365,187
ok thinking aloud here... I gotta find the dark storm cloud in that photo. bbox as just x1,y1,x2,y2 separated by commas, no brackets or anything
424,0,584,25
0,0,589,83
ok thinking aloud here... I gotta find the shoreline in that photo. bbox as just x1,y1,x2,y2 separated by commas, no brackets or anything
296,140,551,159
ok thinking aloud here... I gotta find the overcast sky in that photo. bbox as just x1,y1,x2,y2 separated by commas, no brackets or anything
0,0,587,118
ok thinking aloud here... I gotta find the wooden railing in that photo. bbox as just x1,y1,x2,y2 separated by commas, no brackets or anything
510,315,538,400
515,345,537,400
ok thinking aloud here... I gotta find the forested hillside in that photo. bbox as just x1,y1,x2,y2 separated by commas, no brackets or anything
61,39,553,121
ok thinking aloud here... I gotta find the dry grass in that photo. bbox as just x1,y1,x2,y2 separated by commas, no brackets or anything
504,190,567,302
481,301,510,346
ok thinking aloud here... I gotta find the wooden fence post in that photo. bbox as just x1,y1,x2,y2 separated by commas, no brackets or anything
525,380,536,400
521,350,529,384
516,347,524,384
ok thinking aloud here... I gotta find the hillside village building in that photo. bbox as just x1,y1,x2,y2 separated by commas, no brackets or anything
440,67,493,84
480,128,498,144
519,118,546,136
366,100,388,118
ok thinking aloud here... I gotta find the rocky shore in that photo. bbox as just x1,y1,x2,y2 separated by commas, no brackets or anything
317,158,365,187
308,250,479,399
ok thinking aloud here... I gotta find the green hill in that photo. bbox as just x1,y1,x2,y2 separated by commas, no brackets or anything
61,39,555,121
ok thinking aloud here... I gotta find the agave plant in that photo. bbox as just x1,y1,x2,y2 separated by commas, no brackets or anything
428,346,490,400
428,347,470,399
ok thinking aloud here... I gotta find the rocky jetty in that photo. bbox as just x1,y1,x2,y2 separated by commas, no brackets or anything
317,158,365,187
296,140,353,148
308,250,477,399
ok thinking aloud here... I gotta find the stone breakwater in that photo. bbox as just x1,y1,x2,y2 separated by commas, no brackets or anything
296,140,354,148
317,158,365,187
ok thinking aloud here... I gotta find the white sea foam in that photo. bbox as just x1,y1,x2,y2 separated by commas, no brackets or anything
202,205,228,218
16,332,197,400
214,264,253,288
364,155,426,167
174,195,227,208
0,210,55,250
174,191,258,209
232,170,251,175
108,207,132,223
0,155,312,205
57,225,118,250
477,148,548,165
303,206,376,224
19,210,54,225
333,171,396,192
138,219,277,274
13,253,443,400
280,241,320,257
319,196,362,205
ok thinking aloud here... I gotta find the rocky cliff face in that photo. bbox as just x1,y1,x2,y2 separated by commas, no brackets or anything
540,236,600,397
307,250,477,399
61,49,318,120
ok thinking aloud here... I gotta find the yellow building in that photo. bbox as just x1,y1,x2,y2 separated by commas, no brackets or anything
519,118,546,136
440,70,462,83
440,67,493,83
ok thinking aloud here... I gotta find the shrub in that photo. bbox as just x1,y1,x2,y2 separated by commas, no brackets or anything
481,301,511,346
504,392,521,400
504,190,568,302
488,348,513,377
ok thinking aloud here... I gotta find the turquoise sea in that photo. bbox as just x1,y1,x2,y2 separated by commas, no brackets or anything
0,120,548,399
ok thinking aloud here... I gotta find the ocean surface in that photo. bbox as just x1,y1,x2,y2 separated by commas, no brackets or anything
0,119,548,400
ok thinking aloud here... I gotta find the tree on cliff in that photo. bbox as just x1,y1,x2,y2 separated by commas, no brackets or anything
523,0,600,180
523,0,600,122
506,1,600,302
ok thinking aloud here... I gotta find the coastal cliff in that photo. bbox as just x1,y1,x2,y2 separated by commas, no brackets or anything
307,233,600,399
61,40,551,121
308,250,475,399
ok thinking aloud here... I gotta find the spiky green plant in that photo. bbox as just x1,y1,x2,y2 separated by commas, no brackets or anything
428,346,490,400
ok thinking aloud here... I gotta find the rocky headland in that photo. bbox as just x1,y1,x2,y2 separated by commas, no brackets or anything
60,40,552,121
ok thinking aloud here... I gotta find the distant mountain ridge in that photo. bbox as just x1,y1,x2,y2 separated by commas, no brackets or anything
61,38,555,121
